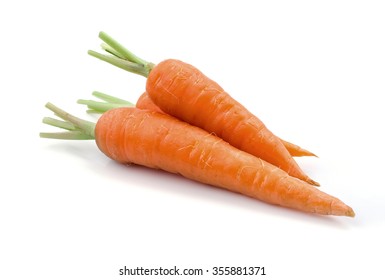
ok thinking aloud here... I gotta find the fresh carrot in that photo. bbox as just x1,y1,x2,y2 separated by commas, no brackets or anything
40,103,354,217
129,92,317,157
80,91,317,157
135,91,165,113
88,32,318,185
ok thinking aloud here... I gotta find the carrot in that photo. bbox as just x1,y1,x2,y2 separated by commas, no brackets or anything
88,32,319,185
80,91,317,157
135,93,318,157
40,103,354,217
136,91,165,113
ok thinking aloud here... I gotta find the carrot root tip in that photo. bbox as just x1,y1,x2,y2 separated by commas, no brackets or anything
346,208,356,218
307,178,320,187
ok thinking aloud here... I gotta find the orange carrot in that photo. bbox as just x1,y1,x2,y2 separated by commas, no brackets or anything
40,103,354,217
80,91,317,157
136,91,164,113
135,92,316,157
88,32,319,185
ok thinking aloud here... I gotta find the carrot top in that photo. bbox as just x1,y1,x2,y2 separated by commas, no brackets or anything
77,91,134,114
40,103,96,140
88,32,155,77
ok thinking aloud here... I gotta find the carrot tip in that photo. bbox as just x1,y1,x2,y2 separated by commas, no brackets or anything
307,178,320,187
331,203,355,217
346,207,355,218
300,151,319,158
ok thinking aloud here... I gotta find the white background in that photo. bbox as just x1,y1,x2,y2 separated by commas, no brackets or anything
1,1,384,279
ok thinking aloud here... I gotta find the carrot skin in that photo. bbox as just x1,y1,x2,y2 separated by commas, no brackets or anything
95,107,353,217
279,139,317,157
136,91,164,113
145,60,318,185
136,91,317,158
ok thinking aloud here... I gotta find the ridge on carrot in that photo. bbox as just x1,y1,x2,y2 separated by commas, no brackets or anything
88,32,319,186
79,91,317,158
40,102,354,217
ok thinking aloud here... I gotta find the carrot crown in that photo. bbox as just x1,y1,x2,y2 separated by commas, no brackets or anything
77,91,134,114
88,31,154,77
40,103,96,140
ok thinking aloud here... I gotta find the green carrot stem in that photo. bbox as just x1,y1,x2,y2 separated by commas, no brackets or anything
101,43,126,59
92,91,133,105
89,31,155,77
40,131,94,140
43,117,76,130
86,109,104,114
77,99,130,113
88,50,150,77
42,102,96,139
98,31,149,66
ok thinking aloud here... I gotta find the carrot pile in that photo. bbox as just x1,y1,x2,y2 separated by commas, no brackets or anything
40,32,355,217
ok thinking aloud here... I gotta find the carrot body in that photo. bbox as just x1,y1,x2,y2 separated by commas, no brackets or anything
95,107,353,216
145,59,318,185
136,91,163,113
136,91,316,157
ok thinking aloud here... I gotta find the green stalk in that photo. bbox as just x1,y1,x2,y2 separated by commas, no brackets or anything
77,99,130,113
42,117,76,130
40,103,96,140
88,50,150,77
40,131,94,140
78,92,136,114
98,31,149,65
101,43,126,59
92,91,133,105
89,31,155,77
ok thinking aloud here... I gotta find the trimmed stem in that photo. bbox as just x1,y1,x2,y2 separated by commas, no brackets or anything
78,99,130,113
40,103,96,140
43,117,76,130
40,131,95,140
86,109,105,114
88,50,150,77
92,91,133,105
89,31,155,77
78,92,136,114
98,31,149,66
101,43,126,59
